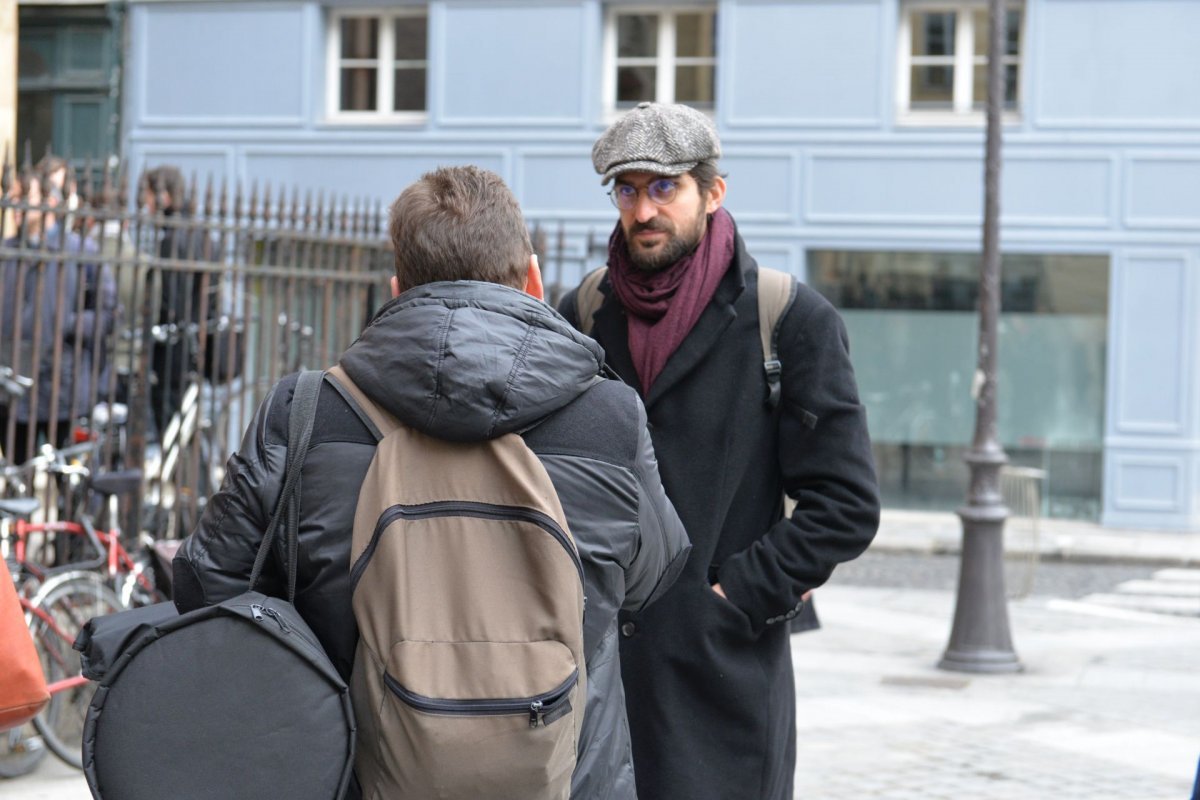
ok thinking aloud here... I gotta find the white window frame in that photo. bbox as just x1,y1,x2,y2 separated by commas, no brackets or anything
602,5,717,118
325,7,428,124
896,0,1024,126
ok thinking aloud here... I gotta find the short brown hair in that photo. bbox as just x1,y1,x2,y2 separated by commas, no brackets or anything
388,166,532,293
688,159,723,196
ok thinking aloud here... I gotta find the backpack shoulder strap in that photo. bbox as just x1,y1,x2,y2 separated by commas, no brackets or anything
325,364,400,439
249,369,322,599
575,267,609,336
757,267,798,410
323,367,383,443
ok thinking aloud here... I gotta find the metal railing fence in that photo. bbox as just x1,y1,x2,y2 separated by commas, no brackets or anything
1,152,393,538
0,149,615,542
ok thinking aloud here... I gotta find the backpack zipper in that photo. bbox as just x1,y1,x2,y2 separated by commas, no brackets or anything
383,669,578,729
350,501,584,590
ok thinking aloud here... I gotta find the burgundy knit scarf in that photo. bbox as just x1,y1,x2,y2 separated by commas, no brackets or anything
607,207,736,395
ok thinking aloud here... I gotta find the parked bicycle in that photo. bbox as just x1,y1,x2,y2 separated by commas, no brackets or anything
0,553,121,775
1,370,164,776
139,321,231,540
1,370,124,777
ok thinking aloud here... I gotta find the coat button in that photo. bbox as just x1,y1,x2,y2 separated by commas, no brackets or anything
621,622,636,637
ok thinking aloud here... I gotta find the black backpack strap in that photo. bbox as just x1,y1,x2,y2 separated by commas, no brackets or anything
249,369,323,601
757,268,798,410
323,369,383,443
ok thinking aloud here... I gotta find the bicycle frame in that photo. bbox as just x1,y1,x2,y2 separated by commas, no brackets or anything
10,517,154,595
159,380,203,483
19,594,91,695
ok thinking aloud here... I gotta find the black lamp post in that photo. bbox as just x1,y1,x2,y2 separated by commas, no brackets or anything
938,0,1022,674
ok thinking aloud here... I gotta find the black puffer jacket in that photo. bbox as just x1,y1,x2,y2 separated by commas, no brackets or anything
174,281,690,800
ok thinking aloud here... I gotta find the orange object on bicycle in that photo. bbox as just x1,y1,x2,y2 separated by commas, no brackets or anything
0,571,50,730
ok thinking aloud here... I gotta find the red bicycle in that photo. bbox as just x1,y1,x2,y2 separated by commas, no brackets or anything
1,565,122,776
2,493,123,775
1,461,157,775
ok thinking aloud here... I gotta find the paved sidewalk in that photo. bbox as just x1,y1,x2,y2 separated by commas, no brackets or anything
793,581,1200,799
6,510,1197,799
873,509,1200,566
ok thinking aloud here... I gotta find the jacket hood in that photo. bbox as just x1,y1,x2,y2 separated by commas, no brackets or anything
339,281,606,442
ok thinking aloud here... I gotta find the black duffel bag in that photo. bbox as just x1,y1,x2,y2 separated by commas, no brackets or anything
76,371,354,800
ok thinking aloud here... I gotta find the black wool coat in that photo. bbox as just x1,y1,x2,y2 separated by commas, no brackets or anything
559,226,880,800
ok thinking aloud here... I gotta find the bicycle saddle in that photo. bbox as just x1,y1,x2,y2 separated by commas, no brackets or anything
0,497,39,518
90,469,144,497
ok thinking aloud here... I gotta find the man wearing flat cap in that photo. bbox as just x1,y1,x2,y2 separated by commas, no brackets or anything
559,102,880,800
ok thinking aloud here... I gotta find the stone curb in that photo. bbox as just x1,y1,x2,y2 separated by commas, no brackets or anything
872,510,1200,568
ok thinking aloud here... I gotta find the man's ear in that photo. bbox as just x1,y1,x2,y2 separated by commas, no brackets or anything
390,275,401,298
704,176,726,215
524,254,544,301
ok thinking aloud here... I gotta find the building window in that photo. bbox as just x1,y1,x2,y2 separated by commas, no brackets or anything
605,7,716,112
808,250,1109,520
897,2,1022,121
327,9,427,119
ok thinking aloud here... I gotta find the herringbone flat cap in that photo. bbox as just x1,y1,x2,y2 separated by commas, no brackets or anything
592,102,721,185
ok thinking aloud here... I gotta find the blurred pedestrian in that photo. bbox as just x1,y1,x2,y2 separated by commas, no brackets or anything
142,166,214,435
0,167,115,460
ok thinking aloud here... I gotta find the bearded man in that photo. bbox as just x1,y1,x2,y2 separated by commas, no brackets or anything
559,102,881,800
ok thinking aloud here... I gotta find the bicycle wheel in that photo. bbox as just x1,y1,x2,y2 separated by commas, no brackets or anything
28,571,122,770
0,722,47,779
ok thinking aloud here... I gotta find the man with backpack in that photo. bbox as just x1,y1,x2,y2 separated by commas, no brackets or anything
557,102,881,800
174,165,690,799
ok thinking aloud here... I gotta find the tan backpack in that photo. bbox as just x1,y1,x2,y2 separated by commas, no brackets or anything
328,366,586,800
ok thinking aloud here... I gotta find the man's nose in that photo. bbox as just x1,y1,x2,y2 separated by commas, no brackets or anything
633,191,658,223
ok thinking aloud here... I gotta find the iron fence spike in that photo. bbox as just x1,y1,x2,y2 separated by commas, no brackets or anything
203,173,214,218
136,168,149,211
101,159,114,204
117,164,129,208
247,179,260,224
187,171,200,217
83,157,96,201
1,144,11,194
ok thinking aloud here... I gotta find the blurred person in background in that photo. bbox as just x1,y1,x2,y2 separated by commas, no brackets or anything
0,166,116,460
142,165,216,435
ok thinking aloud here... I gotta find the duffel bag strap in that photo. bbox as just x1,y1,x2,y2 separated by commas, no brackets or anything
249,369,323,601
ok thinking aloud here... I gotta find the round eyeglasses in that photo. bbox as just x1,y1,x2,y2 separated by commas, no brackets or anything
608,178,679,211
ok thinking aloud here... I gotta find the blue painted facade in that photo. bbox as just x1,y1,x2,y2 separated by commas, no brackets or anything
122,0,1200,531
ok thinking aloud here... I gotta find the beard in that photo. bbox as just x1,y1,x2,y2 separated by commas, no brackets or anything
623,206,709,273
